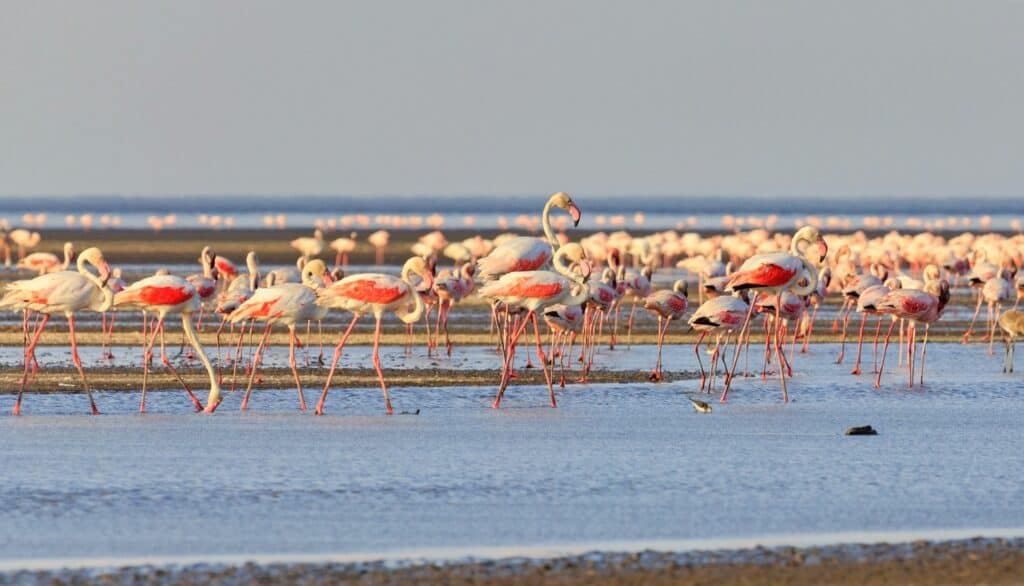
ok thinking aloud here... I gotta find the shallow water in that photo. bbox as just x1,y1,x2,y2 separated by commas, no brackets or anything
0,342,1022,566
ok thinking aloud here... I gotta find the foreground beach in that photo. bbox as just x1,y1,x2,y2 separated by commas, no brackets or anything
5,537,1022,585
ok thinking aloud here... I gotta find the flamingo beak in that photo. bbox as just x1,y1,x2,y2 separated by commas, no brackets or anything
100,262,112,286
817,237,828,263
568,202,582,227
422,269,434,291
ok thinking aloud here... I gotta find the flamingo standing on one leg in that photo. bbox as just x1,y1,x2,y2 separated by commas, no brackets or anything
0,247,112,415
721,226,827,403
229,260,331,411
314,256,434,415
114,275,224,413
642,279,689,382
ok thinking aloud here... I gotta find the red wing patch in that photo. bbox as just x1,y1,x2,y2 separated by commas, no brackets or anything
599,288,614,303
502,277,563,299
717,310,742,325
728,263,797,289
667,295,687,313
197,284,216,299
136,286,193,306
511,251,550,272
900,296,929,315
334,279,404,304
215,258,237,276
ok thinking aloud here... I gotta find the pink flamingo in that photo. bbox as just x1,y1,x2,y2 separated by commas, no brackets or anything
0,247,111,415
16,241,74,274
433,263,475,356
114,274,223,413
642,279,689,382
291,229,325,261
542,303,584,387
722,226,827,402
367,230,390,266
330,232,358,270
479,243,589,408
229,260,331,411
874,279,951,388
688,293,748,392
836,263,887,364
848,279,900,376
314,256,434,415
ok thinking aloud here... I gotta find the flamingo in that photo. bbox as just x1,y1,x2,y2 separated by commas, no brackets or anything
688,293,749,392
114,274,223,413
835,263,887,364
291,229,325,261
848,278,901,376
329,232,358,270
722,226,827,402
963,254,998,342
8,229,41,260
367,230,390,266
433,263,475,356
982,269,1014,355
229,260,331,411
0,247,112,415
17,241,74,274
623,265,653,348
542,303,584,387
642,279,689,382
478,243,590,408
874,278,951,388
314,256,434,415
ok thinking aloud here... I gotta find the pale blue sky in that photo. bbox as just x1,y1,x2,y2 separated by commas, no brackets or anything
2,1,1022,197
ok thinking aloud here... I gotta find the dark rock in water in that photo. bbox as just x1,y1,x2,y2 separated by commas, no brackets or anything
400,409,421,415
845,425,878,436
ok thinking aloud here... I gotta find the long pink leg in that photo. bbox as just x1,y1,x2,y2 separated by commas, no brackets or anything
531,312,556,407
67,315,100,415
627,299,638,349
288,325,308,410
871,316,883,373
907,323,916,388
139,313,163,413
836,300,852,363
650,316,669,382
988,302,999,356
773,304,789,402
919,324,930,386
801,304,819,353
707,334,723,392
315,314,360,415
494,314,531,408
851,312,867,375
832,299,849,333
240,323,273,410
721,291,759,402
963,289,983,342
874,320,899,389
371,314,394,415
694,331,708,391
158,318,205,411
14,314,50,415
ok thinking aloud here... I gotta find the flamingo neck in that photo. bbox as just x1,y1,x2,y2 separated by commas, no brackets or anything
552,247,584,284
181,312,222,410
400,281,425,324
790,256,819,297
541,198,559,253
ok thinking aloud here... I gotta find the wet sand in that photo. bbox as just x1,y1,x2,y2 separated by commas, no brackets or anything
6,537,1022,585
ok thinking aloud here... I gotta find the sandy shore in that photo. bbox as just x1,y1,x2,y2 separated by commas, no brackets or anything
5,537,1021,585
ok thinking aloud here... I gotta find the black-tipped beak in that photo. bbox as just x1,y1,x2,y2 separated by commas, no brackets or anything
568,202,582,227
817,238,828,263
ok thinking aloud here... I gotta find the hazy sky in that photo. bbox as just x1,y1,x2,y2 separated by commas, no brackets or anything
2,1,1023,197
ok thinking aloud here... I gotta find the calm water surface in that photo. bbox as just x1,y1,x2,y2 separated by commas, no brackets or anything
0,343,1022,565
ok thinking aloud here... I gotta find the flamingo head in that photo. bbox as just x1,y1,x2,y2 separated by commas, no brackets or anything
815,236,828,263
551,192,582,227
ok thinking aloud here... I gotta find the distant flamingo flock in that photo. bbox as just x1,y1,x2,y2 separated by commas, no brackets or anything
2,193,1024,416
